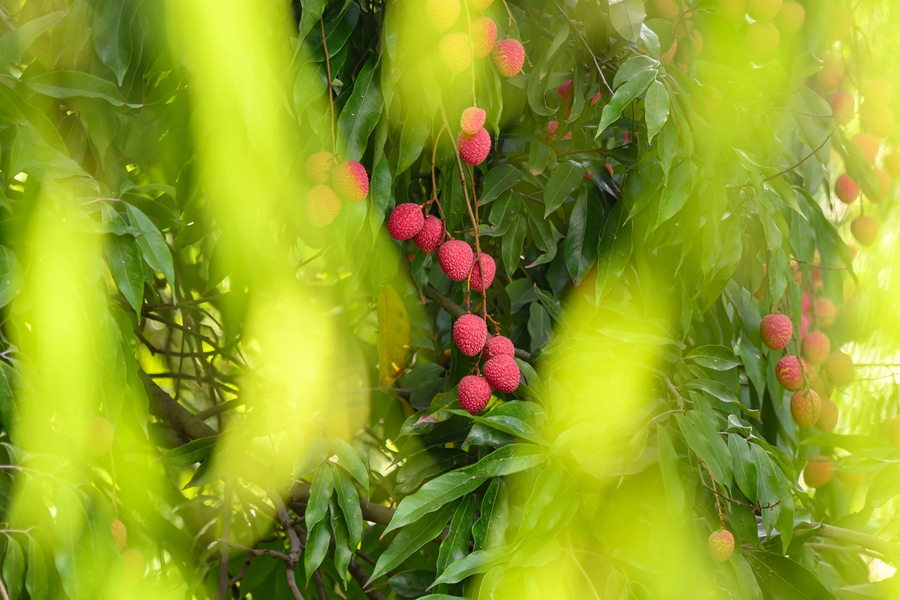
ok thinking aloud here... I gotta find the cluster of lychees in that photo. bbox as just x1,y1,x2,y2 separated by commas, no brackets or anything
717,0,806,59
542,77,603,144
304,151,371,227
647,0,705,72
425,0,524,79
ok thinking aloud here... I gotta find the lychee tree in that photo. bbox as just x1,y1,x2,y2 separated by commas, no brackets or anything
0,0,899,598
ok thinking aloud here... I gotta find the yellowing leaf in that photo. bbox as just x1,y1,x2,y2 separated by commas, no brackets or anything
377,283,410,388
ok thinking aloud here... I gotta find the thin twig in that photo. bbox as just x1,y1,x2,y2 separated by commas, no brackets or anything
321,18,337,157
727,128,837,190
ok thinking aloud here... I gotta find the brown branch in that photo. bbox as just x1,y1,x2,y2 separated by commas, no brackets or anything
321,18,336,157
348,558,386,600
312,569,328,600
196,398,245,420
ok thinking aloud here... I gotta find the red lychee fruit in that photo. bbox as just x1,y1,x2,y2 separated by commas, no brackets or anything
760,313,792,350
440,32,472,73
470,253,496,292
853,133,880,165
798,313,811,338
460,107,487,135
801,332,831,366
817,398,838,432
438,240,475,281
306,185,342,227
331,160,370,203
485,335,515,359
546,121,559,135
851,216,878,247
775,356,807,391
708,529,734,562
803,455,834,488
453,313,488,356
458,128,491,165
556,79,573,101
801,293,812,313
591,89,602,105
887,416,900,449
111,519,128,551
814,299,837,327
790,389,821,428
387,203,425,241
484,354,520,393
835,174,859,204
471,16,497,59
828,91,854,124
491,39,525,77
413,214,443,253
305,151,337,184
458,375,492,414
824,351,854,387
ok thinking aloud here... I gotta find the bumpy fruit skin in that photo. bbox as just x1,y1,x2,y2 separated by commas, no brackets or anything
305,151,336,185
775,356,807,391
471,17,498,59
591,89,603,105
458,375,492,414
86,417,115,456
828,91,854,124
887,416,900,449
650,0,680,21
460,107,487,135
387,203,425,241
454,313,488,356
440,32,472,73
413,215,443,253
815,299,837,327
791,389,822,428
719,0,748,20
801,332,830,365
111,519,128,551
458,128,491,165
851,216,878,247
760,313,792,350
853,133,880,165
491,39,525,77
306,185,342,228
708,529,735,562
121,548,145,580
470,253,496,291
746,21,780,59
862,78,893,109
484,354,520,393
438,240,475,281
883,151,900,179
835,174,859,204
861,105,896,139
803,455,834,488
425,0,460,32
331,161,369,203
816,60,843,91
556,79,573,101
485,335,515,359
824,351,855,386
469,0,493,10
748,0,782,20
809,372,833,401
837,469,864,486
776,1,804,33
817,398,838,433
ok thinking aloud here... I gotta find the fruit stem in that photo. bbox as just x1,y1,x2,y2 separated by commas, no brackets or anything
320,18,337,157
462,0,477,107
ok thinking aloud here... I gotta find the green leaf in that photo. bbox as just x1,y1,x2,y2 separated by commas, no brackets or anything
675,412,725,483
395,449,466,494
436,495,476,575
106,234,144,314
333,468,363,551
527,303,552,352
596,68,655,135
388,571,435,598
688,345,740,370
329,437,369,491
608,0,646,42
431,546,506,587
161,437,217,466
293,435,330,479
125,204,175,285
462,403,545,445
384,471,485,534
0,11,66,66
564,188,602,285
656,425,684,516
595,202,633,301
472,478,508,551
801,434,881,452
25,541,48,600
397,116,430,175
293,62,328,123
656,160,693,226
0,246,22,308
501,214,526,278
461,444,547,477
480,165,521,205
743,550,837,599
304,520,331,584
729,435,758,502
543,161,583,216
687,379,739,405
0,361,15,432
336,56,383,161
329,500,352,586
644,80,669,142
369,502,455,582
3,536,24,600
613,56,657,89
93,0,140,85
305,463,335,532
298,0,327,40
24,71,126,106
750,445,780,534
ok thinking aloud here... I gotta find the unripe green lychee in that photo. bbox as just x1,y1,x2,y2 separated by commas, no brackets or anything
852,133,880,165
708,529,735,562
121,548,145,580
790,389,821,428
862,78,893,109
828,91,854,125
649,0,681,22
776,1,804,33
111,519,128,551
305,151,337,185
458,375,491,414
861,106,895,139
86,416,115,456
453,313,488,356
484,354,520,393
824,351,854,387
887,416,900,449
760,313,792,350
835,174,858,204
469,0,493,10
837,469,864,486
440,32,472,73
803,455,834,488
425,0,460,32
748,0,782,21
801,332,830,366
883,151,900,179
775,356,807,391
719,0,748,20
306,185,342,228
491,39,525,77
817,398,838,432
851,216,878,247
746,21,780,59
438,240,475,281
471,16,498,59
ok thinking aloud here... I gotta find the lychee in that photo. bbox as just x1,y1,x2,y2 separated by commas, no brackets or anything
817,398,838,433
86,416,115,456
458,128,491,165
331,160,369,203
837,469,864,486
708,529,735,562
851,216,878,247
869,170,890,201
746,21,780,59
835,174,859,204
557,79,573,102
861,105,895,139
760,313,792,350
748,0,782,21
591,89,603,105
413,215,443,253
425,0,460,32
887,415,900,449
815,60,843,91
809,371,833,399
453,313,488,356
469,0,493,10
471,17,497,59
801,332,830,366
387,203,425,241
803,455,834,488
470,253,496,292
828,91,854,124
484,354,520,393
438,240,475,281
121,548,145,579
790,389,821,428
815,299,837,327
852,133,879,165
719,0,748,20
862,78,893,109
485,335,515,359
491,39,525,78
458,375,492,414
306,185,342,228
440,32,472,73
776,1,805,33
649,0,680,22
305,151,337,184
798,313,811,338
111,519,128,551
460,107,487,135
775,356,807,391
883,151,900,179
824,351,854,387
